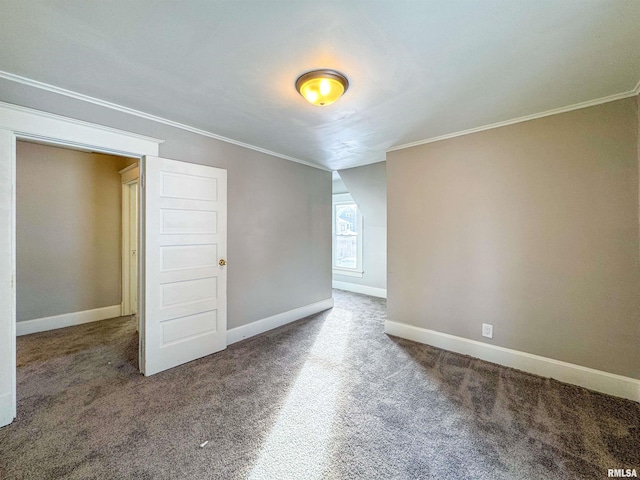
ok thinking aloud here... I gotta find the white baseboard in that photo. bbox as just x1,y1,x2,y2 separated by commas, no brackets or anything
16,305,122,336
385,321,640,402
227,298,334,345
332,281,387,299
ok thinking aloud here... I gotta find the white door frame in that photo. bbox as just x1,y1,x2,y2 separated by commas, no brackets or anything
0,101,162,427
120,163,140,317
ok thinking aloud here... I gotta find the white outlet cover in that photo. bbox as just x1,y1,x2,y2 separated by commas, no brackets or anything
482,323,493,339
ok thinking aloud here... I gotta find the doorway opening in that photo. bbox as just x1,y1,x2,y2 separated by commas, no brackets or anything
15,140,141,376
0,102,233,428
0,105,161,428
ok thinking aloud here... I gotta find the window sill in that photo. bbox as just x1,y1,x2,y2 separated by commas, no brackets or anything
333,269,364,278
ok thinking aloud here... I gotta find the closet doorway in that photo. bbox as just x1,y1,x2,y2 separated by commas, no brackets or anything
15,140,141,371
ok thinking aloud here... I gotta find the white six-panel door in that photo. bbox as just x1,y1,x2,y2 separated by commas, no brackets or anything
141,156,227,376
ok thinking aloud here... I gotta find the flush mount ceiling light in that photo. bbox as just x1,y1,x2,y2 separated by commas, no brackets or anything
295,69,349,106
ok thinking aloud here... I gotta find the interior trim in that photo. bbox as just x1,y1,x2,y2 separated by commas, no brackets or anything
0,392,12,428
1,106,162,427
332,269,363,278
0,101,162,156
385,320,640,402
3,70,636,172
388,86,640,153
227,298,334,345
0,70,330,172
16,305,123,336
332,281,386,299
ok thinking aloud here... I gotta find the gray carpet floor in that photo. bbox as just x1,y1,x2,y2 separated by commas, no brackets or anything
1,290,638,479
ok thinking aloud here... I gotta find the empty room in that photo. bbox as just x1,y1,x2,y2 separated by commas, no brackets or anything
0,1,639,479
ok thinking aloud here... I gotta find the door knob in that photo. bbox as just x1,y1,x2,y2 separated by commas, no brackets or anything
219,259,227,266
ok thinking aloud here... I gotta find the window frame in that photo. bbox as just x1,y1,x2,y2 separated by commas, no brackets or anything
332,193,364,277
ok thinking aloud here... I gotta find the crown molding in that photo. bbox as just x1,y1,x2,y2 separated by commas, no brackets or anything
0,100,163,145
0,70,330,172
2,70,635,171
332,158,389,174
388,87,640,153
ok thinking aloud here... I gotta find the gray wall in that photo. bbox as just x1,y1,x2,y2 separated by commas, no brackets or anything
1,78,332,330
334,162,387,290
16,142,131,321
332,173,348,195
387,97,640,379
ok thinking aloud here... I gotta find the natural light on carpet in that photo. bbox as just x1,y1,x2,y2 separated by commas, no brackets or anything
248,308,351,479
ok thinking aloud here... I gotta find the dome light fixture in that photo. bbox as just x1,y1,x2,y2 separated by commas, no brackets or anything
295,69,349,106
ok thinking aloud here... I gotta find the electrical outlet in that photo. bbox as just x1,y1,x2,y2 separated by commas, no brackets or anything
482,323,493,339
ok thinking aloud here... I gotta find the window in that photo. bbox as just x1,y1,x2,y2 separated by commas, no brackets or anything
333,193,363,277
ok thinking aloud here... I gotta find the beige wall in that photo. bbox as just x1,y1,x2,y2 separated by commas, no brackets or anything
387,97,640,379
2,79,332,330
16,142,132,321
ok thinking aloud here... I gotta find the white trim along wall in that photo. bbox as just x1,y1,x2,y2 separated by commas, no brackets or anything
385,321,640,402
120,163,140,317
0,71,329,172
16,305,122,336
227,298,334,345
0,129,15,428
387,84,640,153
332,281,387,299
0,101,162,428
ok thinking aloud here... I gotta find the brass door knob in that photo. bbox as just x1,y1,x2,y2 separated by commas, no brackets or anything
219,259,227,266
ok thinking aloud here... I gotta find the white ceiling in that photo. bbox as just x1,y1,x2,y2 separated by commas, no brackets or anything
1,0,639,170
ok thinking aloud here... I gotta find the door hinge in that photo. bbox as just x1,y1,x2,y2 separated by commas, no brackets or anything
140,174,145,189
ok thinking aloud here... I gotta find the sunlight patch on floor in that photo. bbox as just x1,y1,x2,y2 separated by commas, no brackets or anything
248,308,351,480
